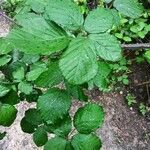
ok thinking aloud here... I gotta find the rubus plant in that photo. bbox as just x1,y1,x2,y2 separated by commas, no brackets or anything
0,0,145,149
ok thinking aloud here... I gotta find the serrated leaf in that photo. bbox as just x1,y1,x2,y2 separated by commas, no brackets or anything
20,117,37,133
89,33,122,61
7,14,70,54
35,62,63,87
59,37,98,85
33,126,48,147
84,8,113,33
46,0,83,31
0,103,17,127
0,55,11,66
18,81,33,95
37,89,71,124
25,109,43,126
45,116,72,137
74,103,104,134
110,9,121,27
113,0,144,18
44,137,68,150
71,134,102,150
0,85,10,97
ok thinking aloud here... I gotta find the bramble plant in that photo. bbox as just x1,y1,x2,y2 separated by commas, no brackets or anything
0,0,145,149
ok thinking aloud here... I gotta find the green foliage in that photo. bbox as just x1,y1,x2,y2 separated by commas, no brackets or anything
74,104,104,134
139,103,150,116
0,0,147,148
144,50,150,63
126,93,137,106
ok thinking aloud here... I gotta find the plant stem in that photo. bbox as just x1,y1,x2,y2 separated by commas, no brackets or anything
121,43,150,50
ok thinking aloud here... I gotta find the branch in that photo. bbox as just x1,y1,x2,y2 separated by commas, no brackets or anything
121,43,150,50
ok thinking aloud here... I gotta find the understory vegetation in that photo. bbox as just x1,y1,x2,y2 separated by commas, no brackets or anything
0,0,150,149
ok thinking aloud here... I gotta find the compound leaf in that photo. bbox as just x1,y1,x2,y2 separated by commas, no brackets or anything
59,37,98,85
74,103,104,134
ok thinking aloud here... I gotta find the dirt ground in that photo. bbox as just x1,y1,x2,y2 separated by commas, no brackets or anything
0,12,150,150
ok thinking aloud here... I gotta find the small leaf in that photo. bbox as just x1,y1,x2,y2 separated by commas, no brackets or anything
33,126,48,147
12,67,25,81
0,103,17,127
74,103,104,134
144,51,150,63
114,0,144,18
46,0,83,31
59,37,98,84
25,109,43,126
45,116,72,137
35,62,63,87
71,133,102,150
0,85,10,97
44,137,68,150
0,55,11,66
89,33,122,61
84,8,113,33
0,132,6,140
20,117,36,133
37,88,71,124
18,81,33,95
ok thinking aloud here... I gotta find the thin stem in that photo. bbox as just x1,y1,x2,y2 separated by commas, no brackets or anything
121,43,150,50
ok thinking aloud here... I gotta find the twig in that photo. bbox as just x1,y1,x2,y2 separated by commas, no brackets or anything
137,81,150,86
121,43,150,50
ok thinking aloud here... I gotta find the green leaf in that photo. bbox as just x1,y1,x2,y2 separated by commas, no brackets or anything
35,62,63,87
74,103,104,134
65,82,88,101
33,126,48,147
45,116,72,137
0,55,11,66
44,137,68,150
104,0,112,3
7,14,70,54
113,0,144,18
0,38,13,55
0,103,17,127
89,33,122,61
84,8,113,33
93,62,111,91
25,0,48,13
37,89,71,124
26,63,47,81
0,132,6,140
110,9,121,27
46,0,83,31
71,133,102,150
0,90,19,105
25,109,43,126
0,85,10,97
144,51,150,63
18,81,33,95
20,117,36,133
12,67,25,81
59,37,98,85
